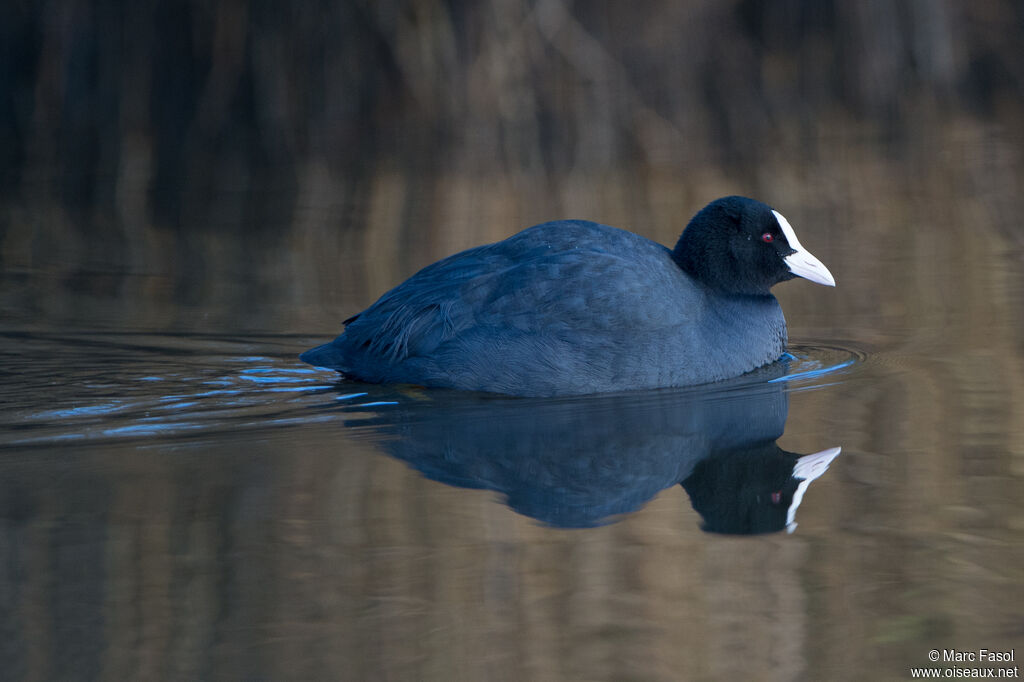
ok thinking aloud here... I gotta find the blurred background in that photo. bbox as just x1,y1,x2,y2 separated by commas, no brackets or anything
2,1,1024,681
3,0,1023,331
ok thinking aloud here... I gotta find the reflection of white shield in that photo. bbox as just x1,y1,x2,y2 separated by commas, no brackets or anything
786,446,842,533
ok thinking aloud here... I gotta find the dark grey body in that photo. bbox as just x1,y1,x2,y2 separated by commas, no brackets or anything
301,220,788,397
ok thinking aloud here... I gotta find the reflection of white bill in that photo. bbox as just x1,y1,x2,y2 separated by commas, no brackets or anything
786,446,842,533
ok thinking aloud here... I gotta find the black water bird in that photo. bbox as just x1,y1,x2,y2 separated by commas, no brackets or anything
302,196,835,396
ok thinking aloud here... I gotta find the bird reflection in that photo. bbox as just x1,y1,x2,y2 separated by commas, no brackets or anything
346,371,840,534
682,443,840,534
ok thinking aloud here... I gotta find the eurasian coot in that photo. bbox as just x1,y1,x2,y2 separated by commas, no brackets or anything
301,196,835,396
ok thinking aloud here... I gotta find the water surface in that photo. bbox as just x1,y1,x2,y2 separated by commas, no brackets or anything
3,197,1022,680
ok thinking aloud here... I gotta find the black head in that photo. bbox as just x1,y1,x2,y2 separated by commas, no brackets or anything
671,196,834,296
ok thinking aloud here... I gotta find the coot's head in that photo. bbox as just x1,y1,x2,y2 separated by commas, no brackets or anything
672,196,835,295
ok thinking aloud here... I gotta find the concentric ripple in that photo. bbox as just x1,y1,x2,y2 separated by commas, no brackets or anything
772,342,868,389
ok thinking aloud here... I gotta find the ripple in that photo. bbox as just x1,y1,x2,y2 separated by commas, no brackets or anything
0,330,869,448
774,342,868,390
0,331,332,448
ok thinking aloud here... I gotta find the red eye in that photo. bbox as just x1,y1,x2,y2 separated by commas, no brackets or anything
761,232,774,243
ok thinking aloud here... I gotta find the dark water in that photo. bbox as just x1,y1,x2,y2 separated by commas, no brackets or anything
2,189,1023,680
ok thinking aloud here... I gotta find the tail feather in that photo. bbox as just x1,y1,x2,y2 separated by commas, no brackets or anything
299,342,346,370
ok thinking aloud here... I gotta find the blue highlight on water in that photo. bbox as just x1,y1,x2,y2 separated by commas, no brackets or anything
10,348,860,447
770,356,857,384
30,402,125,420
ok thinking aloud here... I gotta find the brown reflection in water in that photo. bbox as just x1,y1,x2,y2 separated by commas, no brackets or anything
2,139,1024,680
0,348,1021,682
0,441,834,681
